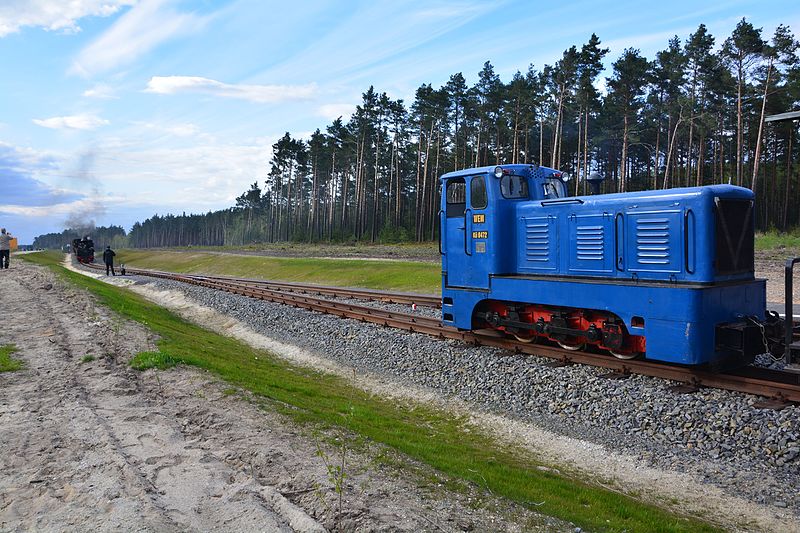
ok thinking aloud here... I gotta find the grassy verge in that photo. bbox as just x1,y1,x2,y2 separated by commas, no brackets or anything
180,241,440,260
756,230,800,252
0,344,24,372
114,249,442,294
130,350,180,370
22,251,719,533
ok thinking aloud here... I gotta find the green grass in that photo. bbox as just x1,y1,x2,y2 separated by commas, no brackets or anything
756,230,800,251
130,350,180,370
21,251,720,533
81,354,96,363
114,249,442,294
184,241,440,260
0,344,23,372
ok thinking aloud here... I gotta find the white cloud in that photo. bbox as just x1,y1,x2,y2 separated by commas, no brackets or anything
145,76,317,103
91,139,276,208
1,200,84,217
33,114,110,130
0,0,135,37
70,0,209,76
135,121,200,137
83,83,117,99
318,103,355,121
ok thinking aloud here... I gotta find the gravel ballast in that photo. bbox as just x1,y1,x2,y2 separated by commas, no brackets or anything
114,271,800,513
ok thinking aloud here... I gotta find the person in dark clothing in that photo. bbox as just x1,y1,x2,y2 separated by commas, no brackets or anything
103,246,116,276
0,228,11,269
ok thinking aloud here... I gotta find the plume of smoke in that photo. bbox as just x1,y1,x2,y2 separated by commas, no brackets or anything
63,150,107,236
64,210,97,237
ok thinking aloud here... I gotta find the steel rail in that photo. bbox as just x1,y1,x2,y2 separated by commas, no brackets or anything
85,263,441,308
82,261,800,403
189,273,441,308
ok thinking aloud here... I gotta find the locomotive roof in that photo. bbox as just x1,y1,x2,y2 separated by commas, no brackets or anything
440,164,753,200
439,164,558,181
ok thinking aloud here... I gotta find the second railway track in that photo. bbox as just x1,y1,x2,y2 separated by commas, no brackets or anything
85,261,800,404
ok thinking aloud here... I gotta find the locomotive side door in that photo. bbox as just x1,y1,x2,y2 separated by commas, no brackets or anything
442,175,491,289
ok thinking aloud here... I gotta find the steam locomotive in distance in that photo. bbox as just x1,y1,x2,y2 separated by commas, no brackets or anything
71,237,95,264
439,164,786,370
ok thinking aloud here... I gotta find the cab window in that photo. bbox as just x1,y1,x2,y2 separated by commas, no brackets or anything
500,175,529,199
446,179,466,217
542,179,566,199
470,176,487,209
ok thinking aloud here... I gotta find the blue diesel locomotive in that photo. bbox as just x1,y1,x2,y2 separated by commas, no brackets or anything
439,164,776,368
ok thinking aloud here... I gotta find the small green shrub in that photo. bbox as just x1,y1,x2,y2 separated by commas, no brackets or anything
0,344,23,372
81,354,96,363
130,351,180,370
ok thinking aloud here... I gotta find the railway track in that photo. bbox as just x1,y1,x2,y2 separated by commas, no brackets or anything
83,261,800,405
90,263,440,308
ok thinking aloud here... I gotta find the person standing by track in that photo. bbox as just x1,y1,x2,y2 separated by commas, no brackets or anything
103,245,116,276
0,228,12,269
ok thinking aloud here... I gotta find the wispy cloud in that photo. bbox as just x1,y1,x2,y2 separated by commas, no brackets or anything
0,0,134,37
89,138,276,207
33,114,110,130
318,103,355,121
412,2,493,21
259,1,498,83
70,0,209,76
134,121,201,137
83,83,118,99
0,143,82,209
0,197,120,218
145,76,317,103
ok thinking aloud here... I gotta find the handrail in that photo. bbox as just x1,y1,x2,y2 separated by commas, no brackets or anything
464,208,472,256
684,209,695,274
438,209,444,255
785,257,800,363
540,198,584,206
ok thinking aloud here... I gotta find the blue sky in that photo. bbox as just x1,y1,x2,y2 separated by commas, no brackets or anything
1,0,798,243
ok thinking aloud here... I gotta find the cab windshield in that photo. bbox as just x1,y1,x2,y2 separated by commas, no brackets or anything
542,178,567,199
500,175,529,199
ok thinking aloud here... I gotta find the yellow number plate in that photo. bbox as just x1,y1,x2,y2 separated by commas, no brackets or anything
472,231,489,239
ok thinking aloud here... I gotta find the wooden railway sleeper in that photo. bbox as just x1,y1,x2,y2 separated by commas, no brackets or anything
752,393,791,410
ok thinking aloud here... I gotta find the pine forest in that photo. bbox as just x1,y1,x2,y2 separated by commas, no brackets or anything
117,20,800,247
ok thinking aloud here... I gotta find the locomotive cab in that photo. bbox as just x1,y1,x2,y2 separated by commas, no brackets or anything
440,165,566,291
440,164,773,368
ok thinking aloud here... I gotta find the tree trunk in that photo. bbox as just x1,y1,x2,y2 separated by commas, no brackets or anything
539,118,544,166
751,60,773,190
786,130,794,229
663,115,684,189
736,55,744,186
575,108,582,195
620,113,629,193
583,109,589,195
371,125,381,242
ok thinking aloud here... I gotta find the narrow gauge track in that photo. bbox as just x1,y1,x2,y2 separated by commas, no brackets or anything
91,263,440,308
191,274,441,308
84,261,800,404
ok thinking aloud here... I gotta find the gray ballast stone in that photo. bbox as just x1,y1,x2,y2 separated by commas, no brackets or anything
126,273,800,513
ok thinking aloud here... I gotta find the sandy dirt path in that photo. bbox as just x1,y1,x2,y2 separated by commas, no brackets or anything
0,261,325,532
77,261,800,533
0,259,564,532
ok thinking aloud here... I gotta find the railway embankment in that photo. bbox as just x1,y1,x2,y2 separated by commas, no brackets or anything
7,252,744,531
135,273,800,513
37,251,800,531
